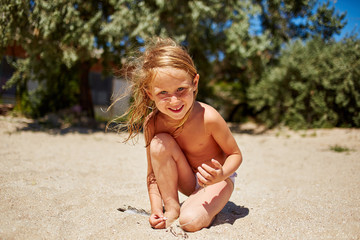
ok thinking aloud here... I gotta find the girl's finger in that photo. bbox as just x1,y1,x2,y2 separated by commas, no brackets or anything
150,217,165,228
150,213,164,222
197,166,212,180
196,171,209,185
201,163,217,175
153,213,163,219
154,220,166,229
211,159,222,169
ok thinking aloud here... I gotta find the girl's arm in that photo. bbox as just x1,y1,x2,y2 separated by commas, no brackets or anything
146,147,163,213
144,117,166,228
198,106,242,184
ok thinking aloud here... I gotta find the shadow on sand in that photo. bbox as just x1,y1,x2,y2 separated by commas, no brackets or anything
211,201,249,227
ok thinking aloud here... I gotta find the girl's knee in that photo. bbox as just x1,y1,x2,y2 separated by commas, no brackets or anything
179,210,211,232
149,133,175,157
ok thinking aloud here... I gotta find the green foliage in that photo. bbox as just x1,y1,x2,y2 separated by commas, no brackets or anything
0,0,353,128
208,0,347,122
310,1,347,40
329,144,351,153
0,0,140,117
248,36,360,128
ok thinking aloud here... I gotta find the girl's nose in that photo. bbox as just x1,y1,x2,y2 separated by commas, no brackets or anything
170,95,180,102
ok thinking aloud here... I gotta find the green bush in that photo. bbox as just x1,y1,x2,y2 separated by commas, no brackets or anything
248,36,360,128
5,58,80,118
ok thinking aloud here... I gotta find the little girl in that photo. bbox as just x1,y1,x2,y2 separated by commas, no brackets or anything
111,37,242,232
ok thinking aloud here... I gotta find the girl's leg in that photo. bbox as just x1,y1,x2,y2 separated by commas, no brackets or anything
179,178,234,232
149,133,196,227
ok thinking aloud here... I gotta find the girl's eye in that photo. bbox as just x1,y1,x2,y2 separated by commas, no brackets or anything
159,91,167,95
177,87,185,92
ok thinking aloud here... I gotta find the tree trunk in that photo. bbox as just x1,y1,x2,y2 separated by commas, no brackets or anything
79,61,94,119
227,103,242,122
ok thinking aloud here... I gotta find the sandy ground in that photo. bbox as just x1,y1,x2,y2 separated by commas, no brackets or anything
0,116,359,240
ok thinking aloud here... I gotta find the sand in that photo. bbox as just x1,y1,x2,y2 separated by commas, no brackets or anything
0,116,359,239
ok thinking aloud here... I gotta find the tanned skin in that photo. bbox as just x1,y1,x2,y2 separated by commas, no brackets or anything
145,67,242,232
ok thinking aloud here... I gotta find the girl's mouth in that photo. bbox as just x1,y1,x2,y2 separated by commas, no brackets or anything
169,105,184,113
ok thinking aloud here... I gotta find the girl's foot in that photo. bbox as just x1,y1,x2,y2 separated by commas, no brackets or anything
164,209,180,228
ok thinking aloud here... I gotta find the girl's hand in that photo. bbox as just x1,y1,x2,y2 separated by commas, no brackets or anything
196,159,224,187
149,211,167,229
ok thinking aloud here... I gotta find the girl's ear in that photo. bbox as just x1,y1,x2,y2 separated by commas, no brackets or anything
144,88,154,101
193,74,200,90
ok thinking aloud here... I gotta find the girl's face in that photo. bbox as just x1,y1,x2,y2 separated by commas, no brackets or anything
146,67,199,121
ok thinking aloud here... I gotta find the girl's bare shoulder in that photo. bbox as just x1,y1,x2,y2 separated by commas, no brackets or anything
196,101,227,132
197,102,223,121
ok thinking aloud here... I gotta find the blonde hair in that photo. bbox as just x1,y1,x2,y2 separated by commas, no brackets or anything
107,37,198,143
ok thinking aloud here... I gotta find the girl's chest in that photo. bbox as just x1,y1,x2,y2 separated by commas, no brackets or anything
175,123,219,158
155,118,209,150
